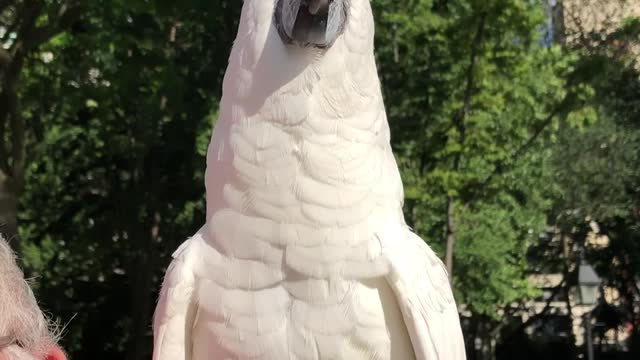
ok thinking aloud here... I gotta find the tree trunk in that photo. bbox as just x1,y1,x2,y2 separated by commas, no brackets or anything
0,0,82,257
127,250,155,360
444,13,487,282
0,175,18,243
445,196,456,281
126,212,161,360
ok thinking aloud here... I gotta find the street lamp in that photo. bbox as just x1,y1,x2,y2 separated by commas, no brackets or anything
578,264,601,305
578,263,601,360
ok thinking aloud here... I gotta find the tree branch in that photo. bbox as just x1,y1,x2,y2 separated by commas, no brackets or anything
0,2,40,182
453,11,487,148
0,47,10,70
25,1,82,52
0,111,8,176
8,89,24,187
432,0,449,14
0,0,13,15
0,9,23,45
0,0,81,185
477,104,562,191
501,278,567,345
444,10,488,278
445,195,456,280
0,45,24,179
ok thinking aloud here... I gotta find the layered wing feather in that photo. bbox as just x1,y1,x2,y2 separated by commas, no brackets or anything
381,225,467,360
152,230,202,360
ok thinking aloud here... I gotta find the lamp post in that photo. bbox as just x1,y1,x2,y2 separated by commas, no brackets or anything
578,263,601,360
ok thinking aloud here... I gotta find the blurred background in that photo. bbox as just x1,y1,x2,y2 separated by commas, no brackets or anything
0,0,639,359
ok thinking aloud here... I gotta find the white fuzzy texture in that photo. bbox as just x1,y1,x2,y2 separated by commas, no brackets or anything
153,0,466,359
1,345,41,360
0,237,59,360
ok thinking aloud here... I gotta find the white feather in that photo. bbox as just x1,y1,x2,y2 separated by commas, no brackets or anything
379,223,467,360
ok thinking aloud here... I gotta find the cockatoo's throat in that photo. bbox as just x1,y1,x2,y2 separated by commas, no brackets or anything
275,0,348,49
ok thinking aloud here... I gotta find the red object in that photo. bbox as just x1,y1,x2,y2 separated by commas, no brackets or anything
44,346,66,360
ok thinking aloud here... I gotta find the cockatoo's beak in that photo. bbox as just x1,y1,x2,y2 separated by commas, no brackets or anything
275,0,348,49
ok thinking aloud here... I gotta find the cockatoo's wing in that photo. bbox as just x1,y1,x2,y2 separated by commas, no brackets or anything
152,230,202,360
381,225,467,360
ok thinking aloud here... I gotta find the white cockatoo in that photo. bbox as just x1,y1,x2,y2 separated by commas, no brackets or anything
153,0,466,359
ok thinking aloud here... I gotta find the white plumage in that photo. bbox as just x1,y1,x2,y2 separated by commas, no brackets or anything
153,0,466,359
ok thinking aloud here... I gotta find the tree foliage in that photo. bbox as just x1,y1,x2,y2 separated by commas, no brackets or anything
13,1,241,357
371,0,584,321
546,9,640,351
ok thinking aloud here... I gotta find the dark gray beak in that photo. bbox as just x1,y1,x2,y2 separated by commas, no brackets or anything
275,0,348,49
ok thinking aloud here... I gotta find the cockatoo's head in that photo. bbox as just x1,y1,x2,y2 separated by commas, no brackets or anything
274,0,349,49
222,0,376,111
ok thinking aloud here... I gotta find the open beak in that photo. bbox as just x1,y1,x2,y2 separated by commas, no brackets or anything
275,0,348,49
307,0,330,15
